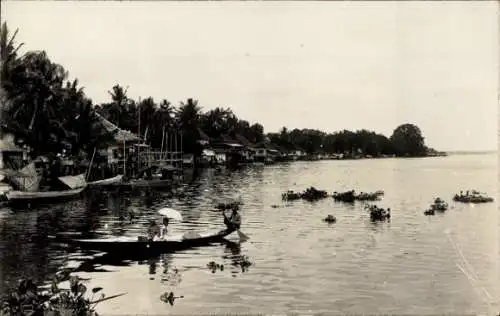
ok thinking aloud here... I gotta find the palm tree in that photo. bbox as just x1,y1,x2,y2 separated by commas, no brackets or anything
0,22,24,86
176,98,202,157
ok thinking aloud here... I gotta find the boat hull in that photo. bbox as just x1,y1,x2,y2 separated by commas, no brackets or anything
108,178,173,190
88,175,124,187
6,187,85,208
70,228,235,258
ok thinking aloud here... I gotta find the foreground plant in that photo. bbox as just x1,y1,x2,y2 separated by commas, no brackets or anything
1,275,125,316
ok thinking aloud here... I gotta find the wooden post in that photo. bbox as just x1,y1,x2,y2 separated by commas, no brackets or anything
174,132,178,168
123,140,126,176
138,97,141,142
165,132,170,164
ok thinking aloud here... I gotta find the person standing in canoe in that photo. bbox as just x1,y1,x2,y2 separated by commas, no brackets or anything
223,206,241,231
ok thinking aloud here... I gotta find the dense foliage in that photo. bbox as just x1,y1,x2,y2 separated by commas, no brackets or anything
0,22,437,161
0,276,121,316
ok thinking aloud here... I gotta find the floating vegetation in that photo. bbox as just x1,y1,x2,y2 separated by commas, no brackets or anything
424,209,435,216
354,190,385,201
160,291,184,306
301,187,328,202
281,190,301,201
323,214,336,223
207,261,224,273
209,256,253,274
453,190,494,204
332,190,355,203
233,255,253,273
365,204,391,222
424,198,448,215
281,187,328,202
333,190,384,203
1,276,125,316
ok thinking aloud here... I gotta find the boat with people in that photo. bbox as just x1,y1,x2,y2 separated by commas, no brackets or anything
61,206,245,257
67,228,237,257
453,190,494,204
109,165,179,190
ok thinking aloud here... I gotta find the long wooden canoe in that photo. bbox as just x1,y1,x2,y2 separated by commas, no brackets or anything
6,187,85,207
109,178,173,190
68,228,235,257
88,175,124,187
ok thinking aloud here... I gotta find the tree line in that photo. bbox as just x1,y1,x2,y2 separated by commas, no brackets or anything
0,22,436,162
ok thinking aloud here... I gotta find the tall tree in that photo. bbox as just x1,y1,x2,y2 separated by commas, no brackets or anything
389,123,426,157
177,98,202,156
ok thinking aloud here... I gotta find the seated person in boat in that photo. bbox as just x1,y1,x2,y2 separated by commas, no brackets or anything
147,221,161,241
223,207,241,231
158,217,169,240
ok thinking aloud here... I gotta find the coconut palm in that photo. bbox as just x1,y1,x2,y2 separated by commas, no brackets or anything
176,98,202,156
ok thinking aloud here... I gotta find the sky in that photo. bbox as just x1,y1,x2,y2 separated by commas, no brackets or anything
2,1,498,151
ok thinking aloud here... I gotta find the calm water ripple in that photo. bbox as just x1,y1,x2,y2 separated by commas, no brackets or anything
0,154,498,314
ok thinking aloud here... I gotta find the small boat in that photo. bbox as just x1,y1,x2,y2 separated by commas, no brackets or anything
66,228,236,257
6,187,85,207
110,178,173,190
87,175,124,187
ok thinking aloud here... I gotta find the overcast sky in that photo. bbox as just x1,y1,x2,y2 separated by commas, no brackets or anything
2,1,498,151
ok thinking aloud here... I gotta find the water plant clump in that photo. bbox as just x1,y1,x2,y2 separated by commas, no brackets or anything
281,187,328,202
301,187,328,202
1,275,124,316
365,204,391,222
333,190,385,203
323,214,336,224
453,190,494,204
332,190,355,203
160,292,184,306
354,190,385,201
424,197,448,216
207,261,225,273
281,190,301,201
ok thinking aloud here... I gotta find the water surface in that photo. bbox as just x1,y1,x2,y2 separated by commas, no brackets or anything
0,154,497,315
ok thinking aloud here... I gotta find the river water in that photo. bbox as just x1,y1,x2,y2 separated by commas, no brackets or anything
0,154,498,315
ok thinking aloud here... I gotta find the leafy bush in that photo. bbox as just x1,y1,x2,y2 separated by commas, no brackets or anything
1,275,122,316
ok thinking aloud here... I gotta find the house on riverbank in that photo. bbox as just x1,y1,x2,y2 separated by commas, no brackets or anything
93,113,141,171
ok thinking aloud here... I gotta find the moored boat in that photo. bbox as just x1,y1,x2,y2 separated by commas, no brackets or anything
87,174,124,187
109,178,173,190
6,187,85,207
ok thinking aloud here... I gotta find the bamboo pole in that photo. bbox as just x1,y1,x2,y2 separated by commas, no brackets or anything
160,125,165,157
86,147,97,182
